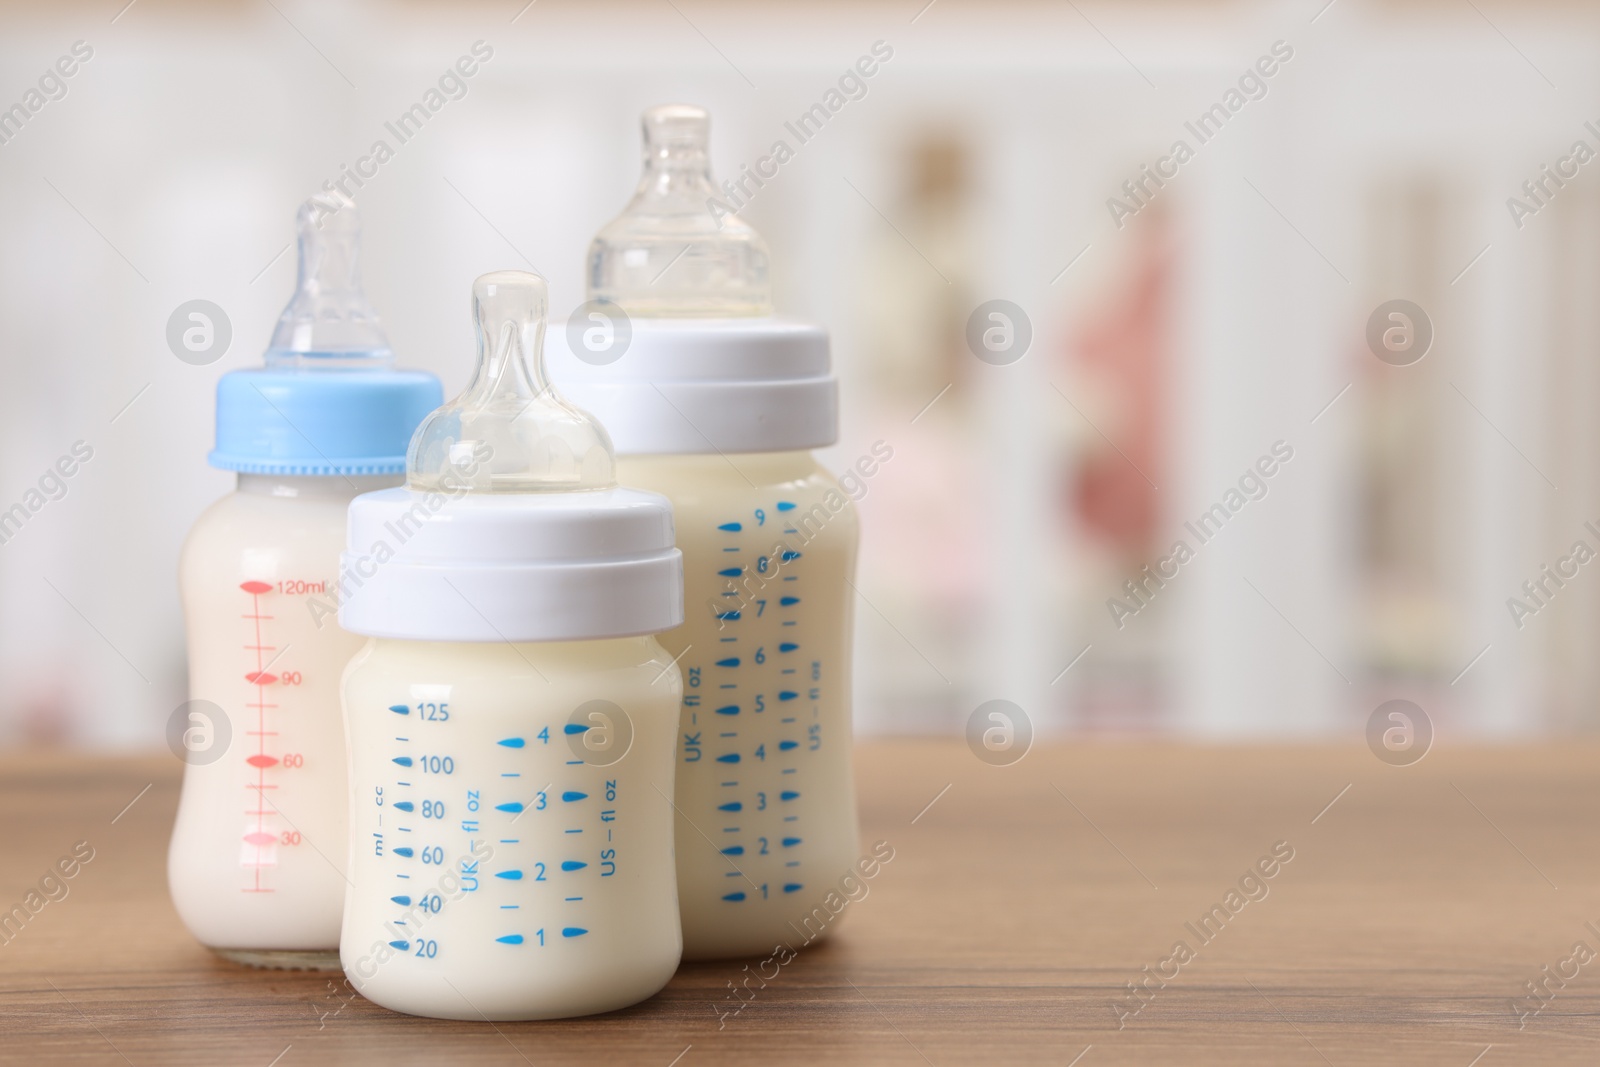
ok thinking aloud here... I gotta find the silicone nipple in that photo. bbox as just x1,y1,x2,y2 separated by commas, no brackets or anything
587,104,772,317
408,271,616,493
264,195,395,369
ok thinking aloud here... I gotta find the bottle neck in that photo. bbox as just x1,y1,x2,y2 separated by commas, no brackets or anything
237,473,400,500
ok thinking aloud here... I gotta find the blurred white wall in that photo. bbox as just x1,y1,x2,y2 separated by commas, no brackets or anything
1,0,1597,747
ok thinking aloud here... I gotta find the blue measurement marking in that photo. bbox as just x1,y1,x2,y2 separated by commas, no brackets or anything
718,522,742,532
779,691,798,701
720,732,737,738
723,547,740,553
501,773,520,778
718,567,743,577
786,861,800,868
501,904,519,909
718,801,742,812
726,871,741,877
562,927,588,938
393,847,413,858
721,637,737,642
721,846,745,856
781,790,800,801
782,837,802,847
781,596,800,606
498,737,525,748
499,838,519,844
716,611,741,621
782,576,796,582
782,669,796,675
496,870,523,880
717,753,740,764
389,940,409,950
716,705,739,716
566,896,582,902
393,920,407,925
389,705,409,715
721,592,740,598
720,684,736,689
397,826,412,833
723,827,740,833
779,643,799,653
723,892,746,902
784,815,798,822
782,768,796,775
391,895,412,906
566,828,583,834
394,801,414,812
783,621,797,627
781,717,796,724
497,934,524,945
395,737,409,742
561,861,587,872
397,873,410,879
392,756,413,767
777,501,796,511
561,791,587,802
722,781,738,787
563,724,589,735
716,657,740,668
783,883,803,893
495,802,524,813
565,759,583,765
779,740,799,751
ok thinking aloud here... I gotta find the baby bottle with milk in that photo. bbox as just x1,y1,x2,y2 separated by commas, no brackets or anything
337,270,685,1020
169,197,442,969
549,104,862,960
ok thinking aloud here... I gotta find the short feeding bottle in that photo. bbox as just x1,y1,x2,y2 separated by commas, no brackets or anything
338,270,685,1020
170,197,441,969
550,104,864,960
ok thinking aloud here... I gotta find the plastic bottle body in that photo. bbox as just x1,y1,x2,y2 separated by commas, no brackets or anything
616,450,860,959
340,635,683,1020
170,473,393,968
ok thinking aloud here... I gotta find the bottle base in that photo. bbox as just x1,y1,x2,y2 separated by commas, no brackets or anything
214,948,343,971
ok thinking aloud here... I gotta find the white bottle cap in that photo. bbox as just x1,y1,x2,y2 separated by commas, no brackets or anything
339,270,683,642
546,316,838,455
340,487,682,642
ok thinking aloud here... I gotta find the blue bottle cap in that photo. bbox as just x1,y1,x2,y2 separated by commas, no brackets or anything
209,195,441,475
209,369,442,475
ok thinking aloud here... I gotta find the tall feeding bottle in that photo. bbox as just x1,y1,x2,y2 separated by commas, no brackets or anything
338,271,685,1020
170,198,442,969
551,104,864,960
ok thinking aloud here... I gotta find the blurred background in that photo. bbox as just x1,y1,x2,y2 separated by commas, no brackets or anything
0,0,1594,748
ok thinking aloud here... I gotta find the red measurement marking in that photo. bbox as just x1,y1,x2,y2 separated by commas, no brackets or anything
243,582,273,894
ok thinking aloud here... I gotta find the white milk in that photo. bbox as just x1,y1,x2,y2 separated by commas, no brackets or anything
170,473,395,967
340,636,682,1020
618,452,861,959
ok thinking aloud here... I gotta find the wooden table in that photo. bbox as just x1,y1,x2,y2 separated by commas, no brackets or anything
2,741,1597,1065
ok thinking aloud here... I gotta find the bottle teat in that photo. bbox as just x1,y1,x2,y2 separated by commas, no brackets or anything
587,104,772,317
265,194,395,369
409,271,616,493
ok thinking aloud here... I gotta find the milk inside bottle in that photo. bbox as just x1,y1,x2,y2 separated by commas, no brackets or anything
549,104,862,960
169,196,441,969
338,269,686,1020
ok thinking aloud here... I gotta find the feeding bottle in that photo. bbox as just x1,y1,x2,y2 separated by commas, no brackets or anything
170,196,442,969
550,104,862,960
337,270,685,1020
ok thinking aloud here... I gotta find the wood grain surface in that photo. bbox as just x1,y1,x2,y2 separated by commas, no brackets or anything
2,740,1598,1065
